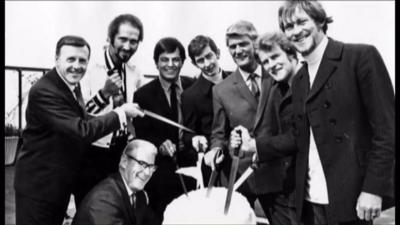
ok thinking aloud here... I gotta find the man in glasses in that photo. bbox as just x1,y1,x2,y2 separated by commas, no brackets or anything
72,139,159,225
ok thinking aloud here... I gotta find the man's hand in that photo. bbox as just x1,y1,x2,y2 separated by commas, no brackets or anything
356,192,382,221
159,139,176,157
204,147,224,170
230,125,256,152
101,73,122,99
192,136,208,152
120,103,144,118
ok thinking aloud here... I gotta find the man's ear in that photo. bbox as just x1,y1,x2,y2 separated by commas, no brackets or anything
120,155,128,169
216,49,221,59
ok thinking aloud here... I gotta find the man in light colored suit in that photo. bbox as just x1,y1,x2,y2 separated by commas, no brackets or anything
207,20,292,224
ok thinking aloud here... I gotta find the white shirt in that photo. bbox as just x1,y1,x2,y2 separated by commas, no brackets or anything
303,36,330,204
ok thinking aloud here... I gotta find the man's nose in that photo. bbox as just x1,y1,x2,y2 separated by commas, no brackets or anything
235,45,243,54
292,24,302,37
204,59,211,67
123,41,131,50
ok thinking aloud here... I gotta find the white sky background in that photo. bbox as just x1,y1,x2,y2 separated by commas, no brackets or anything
5,1,394,81
5,1,395,126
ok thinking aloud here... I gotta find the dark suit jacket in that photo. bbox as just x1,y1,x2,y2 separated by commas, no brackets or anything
255,81,296,206
132,76,195,217
289,39,394,223
72,173,158,225
211,68,289,195
181,71,231,146
14,68,120,206
181,71,231,186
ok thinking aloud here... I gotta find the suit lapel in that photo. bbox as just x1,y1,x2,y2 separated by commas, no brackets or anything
307,39,342,102
154,79,174,118
232,69,258,109
114,173,137,224
254,70,273,129
48,69,85,116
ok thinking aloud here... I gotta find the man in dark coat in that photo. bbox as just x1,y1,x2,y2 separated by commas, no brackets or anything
132,37,195,222
182,35,231,187
230,31,304,224
14,35,144,225
270,1,395,224
72,139,159,225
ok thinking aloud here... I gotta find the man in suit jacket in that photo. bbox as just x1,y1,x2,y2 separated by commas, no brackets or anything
133,37,195,222
230,32,305,224
182,35,231,187
276,1,395,224
208,21,292,224
14,35,144,225
72,139,159,225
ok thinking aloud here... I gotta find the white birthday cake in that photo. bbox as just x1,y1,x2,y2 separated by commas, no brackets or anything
163,187,256,224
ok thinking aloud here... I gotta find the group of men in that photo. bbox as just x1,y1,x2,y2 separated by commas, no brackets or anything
14,0,394,225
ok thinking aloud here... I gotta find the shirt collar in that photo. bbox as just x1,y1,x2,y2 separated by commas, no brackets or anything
159,76,182,93
303,35,329,66
120,171,134,198
239,65,262,81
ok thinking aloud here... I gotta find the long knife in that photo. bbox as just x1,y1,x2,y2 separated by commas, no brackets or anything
206,148,223,197
233,158,259,191
172,155,188,197
196,142,205,189
224,130,242,215
141,109,196,134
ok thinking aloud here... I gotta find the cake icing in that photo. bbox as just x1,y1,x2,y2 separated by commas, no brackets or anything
163,187,256,224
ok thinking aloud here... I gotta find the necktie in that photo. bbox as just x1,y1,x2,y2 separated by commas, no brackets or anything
248,73,260,102
302,62,311,93
112,66,126,108
170,83,178,122
130,193,136,210
73,84,85,111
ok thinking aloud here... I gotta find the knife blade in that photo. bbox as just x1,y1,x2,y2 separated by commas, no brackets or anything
172,155,188,197
206,148,223,197
196,142,205,189
142,109,196,134
233,158,258,191
224,130,242,214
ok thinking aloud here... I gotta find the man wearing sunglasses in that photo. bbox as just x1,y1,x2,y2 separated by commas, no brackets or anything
72,139,159,225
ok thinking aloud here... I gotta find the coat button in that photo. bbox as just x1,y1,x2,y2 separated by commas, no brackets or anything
329,118,336,126
325,82,332,89
323,101,331,109
335,136,343,143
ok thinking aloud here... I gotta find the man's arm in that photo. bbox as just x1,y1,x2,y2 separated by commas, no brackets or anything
30,86,141,144
84,72,122,115
181,91,197,148
356,45,395,197
354,45,395,220
210,86,228,151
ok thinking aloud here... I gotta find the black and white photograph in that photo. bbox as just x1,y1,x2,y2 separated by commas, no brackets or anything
5,1,395,225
